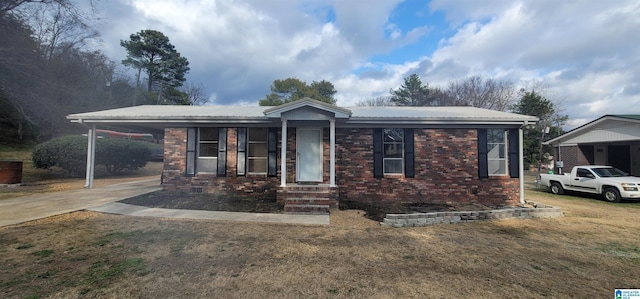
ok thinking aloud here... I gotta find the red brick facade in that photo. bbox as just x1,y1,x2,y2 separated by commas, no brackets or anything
335,128,519,206
162,127,520,206
553,145,592,174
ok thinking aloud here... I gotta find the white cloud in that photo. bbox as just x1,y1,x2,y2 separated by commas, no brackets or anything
92,0,640,128
416,0,640,128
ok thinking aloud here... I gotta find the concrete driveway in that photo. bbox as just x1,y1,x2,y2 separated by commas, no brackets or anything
0,178,161,227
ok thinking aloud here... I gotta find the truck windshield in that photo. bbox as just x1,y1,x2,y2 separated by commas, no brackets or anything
592,167,628,177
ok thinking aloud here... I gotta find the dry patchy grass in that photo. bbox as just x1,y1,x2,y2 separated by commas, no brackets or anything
1,189,640,298
2,151,640,298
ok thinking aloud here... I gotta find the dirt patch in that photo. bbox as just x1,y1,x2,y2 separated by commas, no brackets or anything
120,191,283,213
120,192,505,222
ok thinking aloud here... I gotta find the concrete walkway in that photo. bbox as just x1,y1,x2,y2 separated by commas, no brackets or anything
1,178,329,227
89,202,330,225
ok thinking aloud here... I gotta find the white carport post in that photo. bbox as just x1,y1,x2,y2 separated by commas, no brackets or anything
330,119,336,187
85,124,97,188
280,119,287,187
519,126,525,204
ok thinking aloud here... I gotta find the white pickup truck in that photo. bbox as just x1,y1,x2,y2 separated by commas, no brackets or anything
539,165,640,202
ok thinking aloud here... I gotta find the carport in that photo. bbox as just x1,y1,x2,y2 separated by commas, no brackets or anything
67,107,169,188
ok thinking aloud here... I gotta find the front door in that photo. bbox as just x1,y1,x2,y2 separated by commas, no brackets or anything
296,128,323,182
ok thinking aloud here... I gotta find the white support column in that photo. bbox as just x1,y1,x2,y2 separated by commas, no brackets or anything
330,119,336,187
519,126,525,204
280,120,287,187
84,124,96,189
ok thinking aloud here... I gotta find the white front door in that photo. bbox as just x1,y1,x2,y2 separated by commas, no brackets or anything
296,128,323,182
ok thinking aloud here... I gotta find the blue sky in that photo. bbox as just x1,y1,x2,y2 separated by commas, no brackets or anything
93,0,640,128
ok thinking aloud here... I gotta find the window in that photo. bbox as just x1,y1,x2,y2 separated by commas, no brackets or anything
373,128,414,178
383,128,404,174
487,129,507,175
197,127,218,173
247,128,268,174
478,128,519,179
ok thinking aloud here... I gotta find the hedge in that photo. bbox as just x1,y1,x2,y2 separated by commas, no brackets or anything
33,135,152,177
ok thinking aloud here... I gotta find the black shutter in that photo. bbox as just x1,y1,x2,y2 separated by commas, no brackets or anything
508,128,519,178
268,127,278,177
186,127,196,177
237,128,247,176
404,128,415,178
478,129,488,178
217,128,227,177
373,128,383,178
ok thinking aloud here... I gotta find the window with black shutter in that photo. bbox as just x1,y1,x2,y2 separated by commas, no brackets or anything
373,128,414,177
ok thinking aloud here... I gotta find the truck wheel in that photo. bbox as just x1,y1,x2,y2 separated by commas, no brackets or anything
550,182,564,195
603,188,622,203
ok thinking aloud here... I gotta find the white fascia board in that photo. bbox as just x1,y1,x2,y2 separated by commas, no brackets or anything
68,117,273,125
346,118,533,126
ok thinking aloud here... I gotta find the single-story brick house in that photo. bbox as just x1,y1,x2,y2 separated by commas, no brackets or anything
68,98,537,213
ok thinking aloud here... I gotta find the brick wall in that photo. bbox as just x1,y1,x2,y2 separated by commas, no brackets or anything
162,128,280,198
554,145,592,174
163,127,521,206
555,145,577,173
335,128,520,206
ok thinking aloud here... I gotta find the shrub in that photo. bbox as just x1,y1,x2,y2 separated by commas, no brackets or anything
95,138,151,173
33,135,87,177
33,135,152,177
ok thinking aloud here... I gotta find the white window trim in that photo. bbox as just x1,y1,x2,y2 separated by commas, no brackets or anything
247,128,268,175
487,129,508,176
383,128,404,175
197,128,218,174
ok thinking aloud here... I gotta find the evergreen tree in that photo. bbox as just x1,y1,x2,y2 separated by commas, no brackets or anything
259,78,336,106
511,89,568,169
390,74,432,106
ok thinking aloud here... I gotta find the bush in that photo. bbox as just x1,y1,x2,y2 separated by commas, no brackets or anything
95,138,151,173
33,135,152,177
33,135,87,177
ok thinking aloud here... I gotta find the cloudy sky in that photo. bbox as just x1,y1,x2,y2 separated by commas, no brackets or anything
92,0,640,128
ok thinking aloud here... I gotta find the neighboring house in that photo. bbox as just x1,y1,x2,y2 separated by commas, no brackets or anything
68,98,537,213
545,115,640,175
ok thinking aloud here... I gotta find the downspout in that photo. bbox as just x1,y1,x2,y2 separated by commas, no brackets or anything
519,122,527,204
557,142,563,174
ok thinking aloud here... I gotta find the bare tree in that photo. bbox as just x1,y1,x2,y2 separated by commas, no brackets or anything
26,2,98,63
183,82,209,105
1,0,61,15
355,96,394,107
443,76,516,111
